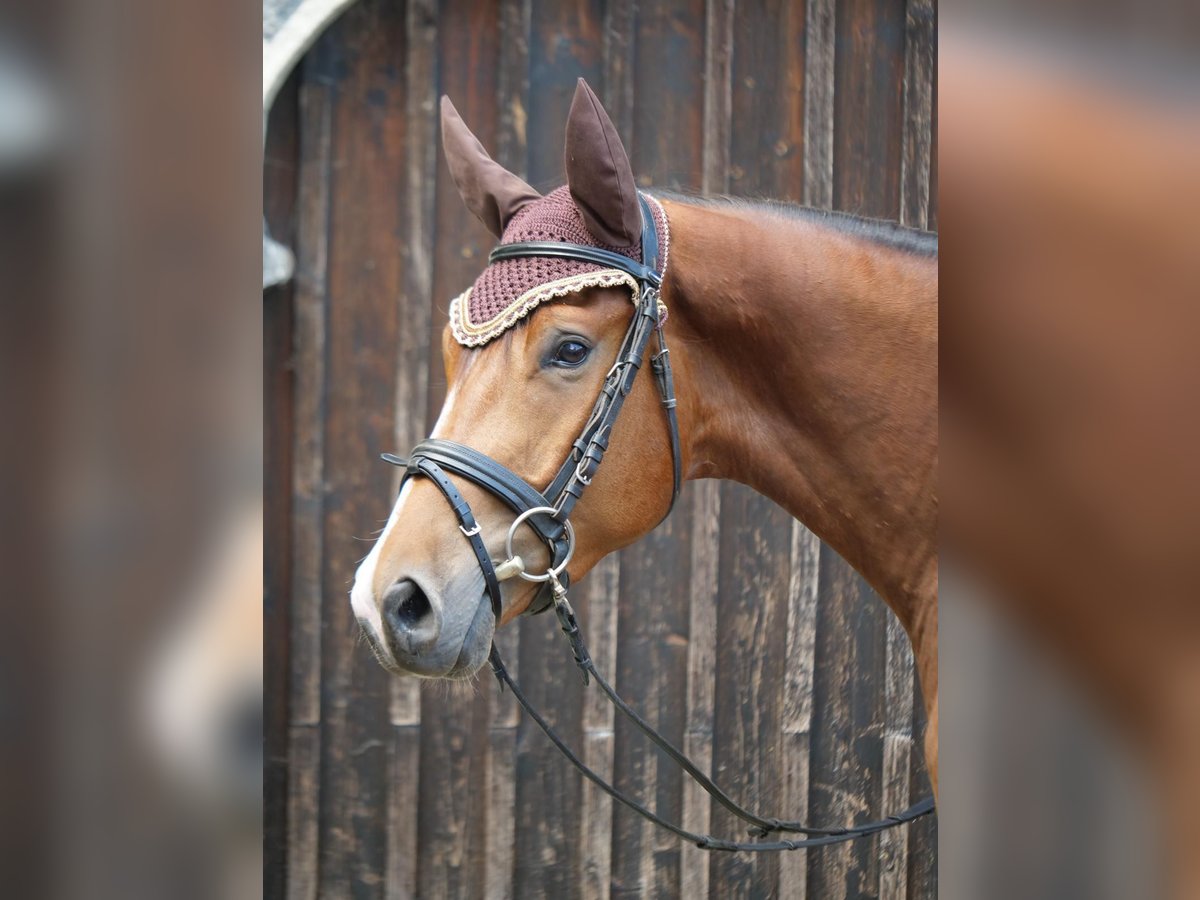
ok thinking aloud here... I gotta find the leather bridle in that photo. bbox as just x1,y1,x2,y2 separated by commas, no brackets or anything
382,191,934,851
384,193,677,618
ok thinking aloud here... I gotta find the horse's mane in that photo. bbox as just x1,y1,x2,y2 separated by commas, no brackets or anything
656,190,939,259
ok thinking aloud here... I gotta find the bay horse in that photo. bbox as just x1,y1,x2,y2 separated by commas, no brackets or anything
351,80,939,801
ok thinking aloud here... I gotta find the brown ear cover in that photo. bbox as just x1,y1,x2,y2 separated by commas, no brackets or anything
564,79,640,248
441,96,541,238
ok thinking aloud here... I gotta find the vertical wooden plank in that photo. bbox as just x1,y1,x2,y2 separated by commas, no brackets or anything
629,0,705,191
290,54,333,758
484,711,518,900
265,66,300,900
832,0,905,219
905,689,937,900
925,18,937,233
387,727,421,899
609,500,694,900
806,552,888,900
701,0,734,196
802,0,836,210
879,617,914,900
729,0,807,200
313,3,412,897
779,524,821,899
496,0,533,173
578,555,621,900
679,480,721,898
899,0,934,231
601,0,635,141
512,585,584,900
526,0,604,188
287,726,323,900
708,484,791,900
265,297,294,900
287,50,334,900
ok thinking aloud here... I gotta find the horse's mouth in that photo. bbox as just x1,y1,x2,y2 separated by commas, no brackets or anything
446,591,494,678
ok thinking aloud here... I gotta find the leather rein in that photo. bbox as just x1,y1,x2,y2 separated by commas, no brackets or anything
383,192,934,852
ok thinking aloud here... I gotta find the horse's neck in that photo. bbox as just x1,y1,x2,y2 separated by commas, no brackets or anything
662,199,938,630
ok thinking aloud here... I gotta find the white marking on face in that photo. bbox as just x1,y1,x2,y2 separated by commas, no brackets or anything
349,386,459,636
428,382,458,439
350,479,411,640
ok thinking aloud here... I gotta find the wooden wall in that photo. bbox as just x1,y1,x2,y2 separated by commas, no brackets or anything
264,1,937,897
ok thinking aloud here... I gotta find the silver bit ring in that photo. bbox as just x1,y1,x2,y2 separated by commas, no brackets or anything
503,506,575,583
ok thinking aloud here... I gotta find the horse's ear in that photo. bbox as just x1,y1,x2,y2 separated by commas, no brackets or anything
564,79,640,248
441,96,541,238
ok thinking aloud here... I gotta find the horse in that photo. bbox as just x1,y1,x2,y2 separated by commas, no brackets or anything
350,79,939,803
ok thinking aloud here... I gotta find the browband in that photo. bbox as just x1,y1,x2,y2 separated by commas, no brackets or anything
488,243,663,288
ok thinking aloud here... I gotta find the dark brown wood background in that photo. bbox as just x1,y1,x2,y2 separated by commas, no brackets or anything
265,1,937,897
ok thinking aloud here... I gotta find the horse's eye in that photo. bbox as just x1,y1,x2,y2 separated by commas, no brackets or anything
552,339,591,368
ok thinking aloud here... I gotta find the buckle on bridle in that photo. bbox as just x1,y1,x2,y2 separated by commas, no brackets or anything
573,457,594,487
459,523,481,537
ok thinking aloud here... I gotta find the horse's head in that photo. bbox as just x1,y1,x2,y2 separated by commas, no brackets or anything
352,80,679,678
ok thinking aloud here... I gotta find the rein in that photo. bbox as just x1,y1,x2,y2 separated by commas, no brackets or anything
383,192,934,851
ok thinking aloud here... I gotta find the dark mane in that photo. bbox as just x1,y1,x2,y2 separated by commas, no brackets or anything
657,191,938,259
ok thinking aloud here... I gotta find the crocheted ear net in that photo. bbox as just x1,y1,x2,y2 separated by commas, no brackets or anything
449,186,669,347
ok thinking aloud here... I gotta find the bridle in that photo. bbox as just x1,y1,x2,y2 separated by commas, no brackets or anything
384,193,677,618
382,192,934,851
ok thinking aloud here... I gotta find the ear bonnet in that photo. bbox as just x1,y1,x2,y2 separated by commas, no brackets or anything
443,79,669,347
449,187,669,346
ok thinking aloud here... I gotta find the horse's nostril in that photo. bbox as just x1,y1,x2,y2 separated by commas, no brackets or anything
382,579,440,656
397,585,429,626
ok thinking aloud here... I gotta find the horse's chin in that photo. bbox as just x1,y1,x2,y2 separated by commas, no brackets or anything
401,590,493,680
443,593,494,678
